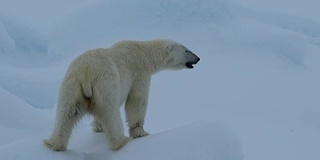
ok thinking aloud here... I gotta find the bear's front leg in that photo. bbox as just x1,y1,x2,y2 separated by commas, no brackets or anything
129,122,150,138
125,77,151,138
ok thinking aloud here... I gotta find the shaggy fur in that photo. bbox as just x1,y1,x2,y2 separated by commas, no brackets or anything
44,39,200,151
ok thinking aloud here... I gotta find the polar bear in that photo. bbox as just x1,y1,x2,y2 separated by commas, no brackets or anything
44,39,200,151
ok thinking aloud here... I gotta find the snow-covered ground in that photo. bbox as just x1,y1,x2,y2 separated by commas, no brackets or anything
1,0,319,159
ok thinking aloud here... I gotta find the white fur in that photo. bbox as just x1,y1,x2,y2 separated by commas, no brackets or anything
44,39,199,151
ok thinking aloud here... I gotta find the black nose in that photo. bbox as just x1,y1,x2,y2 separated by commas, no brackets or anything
194,55,200,62
191,52,200,62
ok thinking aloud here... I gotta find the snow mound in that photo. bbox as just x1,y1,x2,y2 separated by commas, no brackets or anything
0,65,62,109
0,15,47,56
0,22,15,55
115,121,244,160
0,87,51,145
0,86,243,160
0,120,243,160
0,87,50,129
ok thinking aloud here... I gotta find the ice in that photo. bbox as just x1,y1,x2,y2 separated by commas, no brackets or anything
0,22,15,55
0,86,243,160
0,15,47,56
0,120,243,160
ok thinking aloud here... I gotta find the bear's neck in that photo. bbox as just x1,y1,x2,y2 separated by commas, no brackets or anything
120,44,168,75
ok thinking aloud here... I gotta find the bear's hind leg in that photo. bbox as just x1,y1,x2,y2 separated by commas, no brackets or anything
91,118,104,132
44,103,85,151
92,107,131,151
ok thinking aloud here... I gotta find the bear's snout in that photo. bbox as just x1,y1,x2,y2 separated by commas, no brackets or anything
195,55,200,62
185,53,200,69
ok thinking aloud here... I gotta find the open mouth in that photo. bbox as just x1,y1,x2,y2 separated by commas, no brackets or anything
185,56,200,69
185,62,197,69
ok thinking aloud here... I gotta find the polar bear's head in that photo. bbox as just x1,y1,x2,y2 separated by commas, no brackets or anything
165,41,200,70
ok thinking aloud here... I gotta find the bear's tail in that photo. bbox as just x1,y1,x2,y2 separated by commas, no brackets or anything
81,82,92,99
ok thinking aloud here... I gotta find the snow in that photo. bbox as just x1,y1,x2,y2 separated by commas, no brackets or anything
0,114,243,160
1,0,320,160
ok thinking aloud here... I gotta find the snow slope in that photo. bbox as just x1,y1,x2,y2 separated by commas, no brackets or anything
0,115,243,160
0,0,320,159
0,87,243,160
